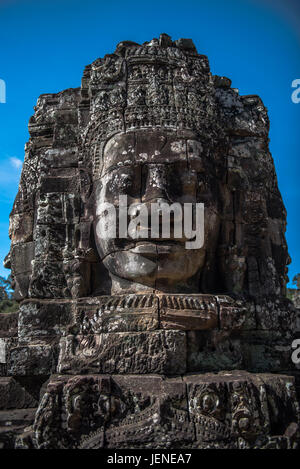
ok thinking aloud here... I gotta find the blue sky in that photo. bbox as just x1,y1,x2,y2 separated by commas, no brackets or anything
0,0,299,286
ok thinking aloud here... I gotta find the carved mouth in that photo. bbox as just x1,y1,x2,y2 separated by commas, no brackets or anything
130,241,185,256
136,239,184,246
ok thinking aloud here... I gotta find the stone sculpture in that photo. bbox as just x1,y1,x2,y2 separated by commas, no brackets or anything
0,34,300,449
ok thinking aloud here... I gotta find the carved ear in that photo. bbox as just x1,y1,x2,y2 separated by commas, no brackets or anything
79,168,93,203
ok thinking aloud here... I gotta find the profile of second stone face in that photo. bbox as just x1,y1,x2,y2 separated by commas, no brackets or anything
92,129,219,293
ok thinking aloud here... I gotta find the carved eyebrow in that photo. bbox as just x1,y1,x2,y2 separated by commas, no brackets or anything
101,156,188,180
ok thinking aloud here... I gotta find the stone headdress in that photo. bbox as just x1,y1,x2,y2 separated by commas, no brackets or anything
79,35,218,179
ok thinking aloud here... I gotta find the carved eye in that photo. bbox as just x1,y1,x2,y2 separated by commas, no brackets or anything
119,173,133,190
106,171,133,196
120,174,132,187
182,170,197,189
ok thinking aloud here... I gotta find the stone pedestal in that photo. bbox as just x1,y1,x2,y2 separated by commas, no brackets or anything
31,372,300,449
0,293,299,449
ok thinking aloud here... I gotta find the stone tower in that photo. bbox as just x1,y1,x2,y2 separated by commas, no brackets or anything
1,34,300,449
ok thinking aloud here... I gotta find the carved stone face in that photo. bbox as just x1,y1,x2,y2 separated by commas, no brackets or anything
93,130,220,294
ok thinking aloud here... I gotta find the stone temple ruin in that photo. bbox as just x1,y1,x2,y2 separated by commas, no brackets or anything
1,34,300,449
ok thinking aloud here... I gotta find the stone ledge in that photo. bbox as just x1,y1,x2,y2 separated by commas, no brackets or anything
32,372,300,449
0,377,38,410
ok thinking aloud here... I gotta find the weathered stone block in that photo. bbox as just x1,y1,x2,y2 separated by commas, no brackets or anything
184,371,299,449
18,300,73,344
9,212,33,244
43,147,78,168
34,374,192,449
58,331,187,375
0,338,18,376
76,294,159,333
0,312,18,338
36,193,80,225
187,330,243,372
11,242,35,276
34,224,67,260
217,295,246,330
159,294,218,330
0,408,37,449
40,175,79,194
174,38,197,52
29,260,68,298
240,330,297,373
255,298,299,331
0,377,37,409
7,344,57,376
106,375,191,448
32,372,300,449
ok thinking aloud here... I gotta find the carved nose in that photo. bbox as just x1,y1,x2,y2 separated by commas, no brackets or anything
142,164,170,203
142,197,173,221
131,197,183,241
